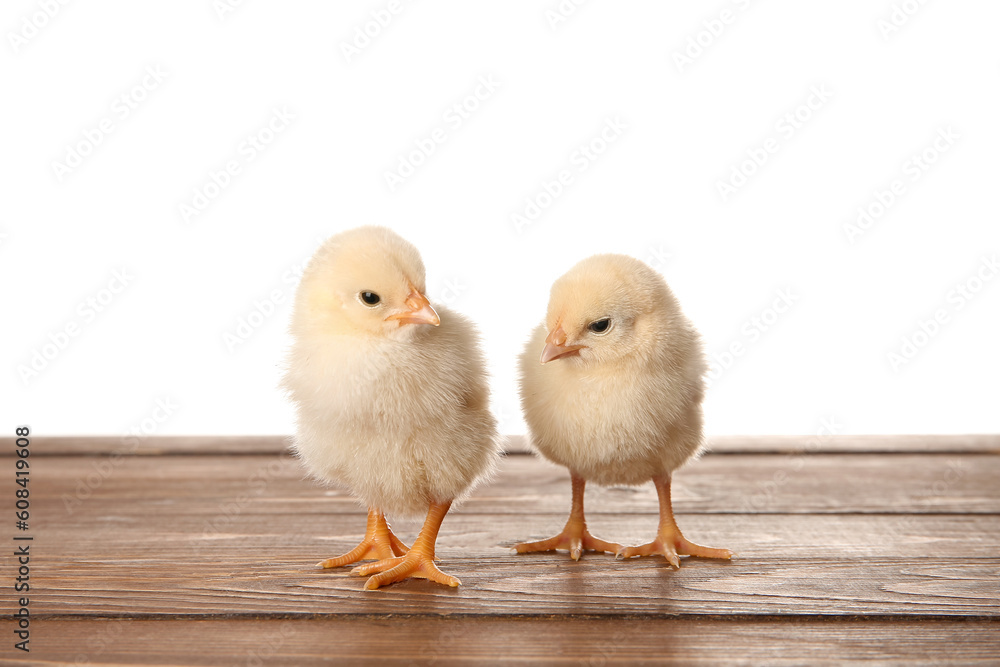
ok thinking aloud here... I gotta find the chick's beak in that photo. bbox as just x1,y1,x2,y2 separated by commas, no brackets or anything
385,288,440,326
540,325,584,364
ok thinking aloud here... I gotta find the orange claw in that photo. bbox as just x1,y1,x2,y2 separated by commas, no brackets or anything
317,508,409,569
514,525,621,561
617,474,734,568
352,500,461,590
514,473,622,560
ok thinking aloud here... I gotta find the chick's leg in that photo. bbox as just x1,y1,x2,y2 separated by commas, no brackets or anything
618,474,733,568
514,472,622,560
351,500,461,590
317,507,409,569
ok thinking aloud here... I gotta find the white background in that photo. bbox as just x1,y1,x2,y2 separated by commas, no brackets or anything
3,0,998,437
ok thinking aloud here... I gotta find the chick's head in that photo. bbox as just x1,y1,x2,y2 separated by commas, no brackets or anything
541,254,678,367
293,226,440,340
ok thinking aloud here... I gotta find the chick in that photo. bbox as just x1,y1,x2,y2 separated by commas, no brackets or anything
514,254,732,567
283,226,499,589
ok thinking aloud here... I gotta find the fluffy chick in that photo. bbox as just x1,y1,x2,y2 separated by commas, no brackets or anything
514,254,733,567
283,226,499,589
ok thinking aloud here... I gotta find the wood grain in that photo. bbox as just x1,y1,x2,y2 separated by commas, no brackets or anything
6,618,999,666
4,436,998,664
705,433,1000,454
31,452,1000,515
6,433,999,456
31,553,1000,616
35,512,1000,560
24,450,1000,617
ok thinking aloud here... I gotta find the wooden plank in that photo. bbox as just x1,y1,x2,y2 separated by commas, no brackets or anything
33,452,1000,515
6,617,1000,666
705,433,1000,455
5,433,998,456
35,510,1000,561
28,556,999,616
0,434,292,457
27,504,1000,617
15,448,1000,623
23,450,998,618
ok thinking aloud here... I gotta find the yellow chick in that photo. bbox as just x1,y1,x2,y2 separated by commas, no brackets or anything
514,254,733,567
283,226,499,589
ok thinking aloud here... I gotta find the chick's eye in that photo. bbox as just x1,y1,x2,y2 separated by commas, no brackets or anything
588,318,611,334
360,291,380,306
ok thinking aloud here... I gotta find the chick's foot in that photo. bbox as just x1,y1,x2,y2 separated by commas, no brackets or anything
317,508,409,569
352,500,461,590
513,473,622,560
352,551,461,590
514,523,622,561
617,475,733,568
617,531,733,568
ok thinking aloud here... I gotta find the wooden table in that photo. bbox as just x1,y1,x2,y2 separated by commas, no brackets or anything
4,435,999,664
